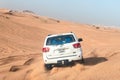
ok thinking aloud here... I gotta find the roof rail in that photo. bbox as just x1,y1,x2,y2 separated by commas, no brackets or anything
48,34,52,36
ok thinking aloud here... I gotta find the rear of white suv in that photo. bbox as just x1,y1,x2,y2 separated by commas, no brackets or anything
42,32,83,70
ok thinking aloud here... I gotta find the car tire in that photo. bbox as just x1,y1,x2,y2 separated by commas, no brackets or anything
44,64,53,70
78,56,84,64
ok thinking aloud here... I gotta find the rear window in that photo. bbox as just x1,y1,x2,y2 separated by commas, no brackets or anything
46,35,75,45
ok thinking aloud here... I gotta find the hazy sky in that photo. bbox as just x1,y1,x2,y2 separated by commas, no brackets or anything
0,0,120,26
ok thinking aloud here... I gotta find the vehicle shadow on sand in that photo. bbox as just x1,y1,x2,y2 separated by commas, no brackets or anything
54,57,108,68
83,57,108,66
50,57,108,70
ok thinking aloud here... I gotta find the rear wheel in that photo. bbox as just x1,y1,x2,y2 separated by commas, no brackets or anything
77,56,84,64
44,64,53,70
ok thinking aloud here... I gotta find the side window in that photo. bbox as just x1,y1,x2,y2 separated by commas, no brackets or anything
46,38,51,45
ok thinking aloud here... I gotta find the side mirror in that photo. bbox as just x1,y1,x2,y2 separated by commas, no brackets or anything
78,38,83,42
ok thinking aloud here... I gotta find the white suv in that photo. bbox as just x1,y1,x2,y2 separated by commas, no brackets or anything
42,32,83,70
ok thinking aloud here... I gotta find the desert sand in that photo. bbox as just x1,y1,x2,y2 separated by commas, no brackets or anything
0,9,120,80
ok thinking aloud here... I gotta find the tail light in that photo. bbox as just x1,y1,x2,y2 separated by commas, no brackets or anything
73,43,81,48
42,47,50,52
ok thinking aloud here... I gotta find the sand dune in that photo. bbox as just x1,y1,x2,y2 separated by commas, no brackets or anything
0,9,120,80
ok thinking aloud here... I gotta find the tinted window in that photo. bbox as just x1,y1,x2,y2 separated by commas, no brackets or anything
46,35,75,45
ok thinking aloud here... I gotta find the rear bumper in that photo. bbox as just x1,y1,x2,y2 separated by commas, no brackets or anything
43,54,83,64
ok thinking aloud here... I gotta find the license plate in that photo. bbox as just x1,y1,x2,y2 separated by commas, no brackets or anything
62,61,64,64
57,60,69,65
